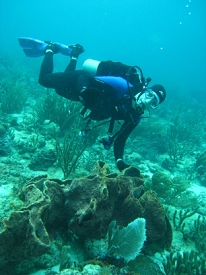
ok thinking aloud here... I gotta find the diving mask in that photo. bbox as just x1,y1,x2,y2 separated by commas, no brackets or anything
132,89,160,113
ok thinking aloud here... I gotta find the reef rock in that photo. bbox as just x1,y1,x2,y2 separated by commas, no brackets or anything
0,175,66,268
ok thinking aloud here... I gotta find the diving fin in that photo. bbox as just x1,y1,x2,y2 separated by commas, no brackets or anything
18,37,72,57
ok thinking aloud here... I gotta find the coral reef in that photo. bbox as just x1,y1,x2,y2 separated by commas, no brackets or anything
172,207,199,231
195,152,206,186
189,215,206,256
64,161,172,250
128,254,165,275
0,124,12,155
152,172,190,199
0,133,12,155
0,161,172,274
35,89,82,132
163,250,206,274
28,148,57,171
0,79,28,114
163,107,204,166
55,131,88,178
0,125,6,136
151,172,199,208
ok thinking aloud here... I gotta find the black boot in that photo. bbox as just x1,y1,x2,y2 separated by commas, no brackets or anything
44,41,60,54
69,44,85,58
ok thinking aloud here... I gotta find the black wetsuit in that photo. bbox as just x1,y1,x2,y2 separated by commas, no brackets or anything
39,52,142,163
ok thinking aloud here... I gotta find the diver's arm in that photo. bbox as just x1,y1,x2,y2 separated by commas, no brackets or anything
114,113,142,171
113,120,136,160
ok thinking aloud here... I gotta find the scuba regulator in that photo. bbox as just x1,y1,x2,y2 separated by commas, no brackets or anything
126,65,152,115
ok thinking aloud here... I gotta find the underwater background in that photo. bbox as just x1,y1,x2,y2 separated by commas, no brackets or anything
0,0,206,275
1,0,206,100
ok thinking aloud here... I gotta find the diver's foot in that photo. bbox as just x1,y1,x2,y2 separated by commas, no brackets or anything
69,44,85,58
44,41,60,54
122,166,141,177
116,159,130,172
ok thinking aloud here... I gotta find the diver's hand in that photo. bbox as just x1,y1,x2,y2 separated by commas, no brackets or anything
98,136,113,150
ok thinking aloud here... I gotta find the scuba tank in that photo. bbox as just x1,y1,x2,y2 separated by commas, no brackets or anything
82,59,100,76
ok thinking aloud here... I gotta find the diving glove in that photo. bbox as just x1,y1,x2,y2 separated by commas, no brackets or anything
98,136,113,150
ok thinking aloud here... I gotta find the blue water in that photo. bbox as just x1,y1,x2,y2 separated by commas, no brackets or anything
1,0,205,101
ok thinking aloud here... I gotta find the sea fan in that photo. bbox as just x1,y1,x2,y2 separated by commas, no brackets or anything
107,217,146,262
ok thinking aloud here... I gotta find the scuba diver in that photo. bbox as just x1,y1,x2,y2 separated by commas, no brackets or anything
38,42,166,172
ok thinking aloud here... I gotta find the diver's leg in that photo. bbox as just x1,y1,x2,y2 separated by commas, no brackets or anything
55,70,92,102
38,49,88,102
39,52,54,87
64,44,85,72
64,57,78,72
